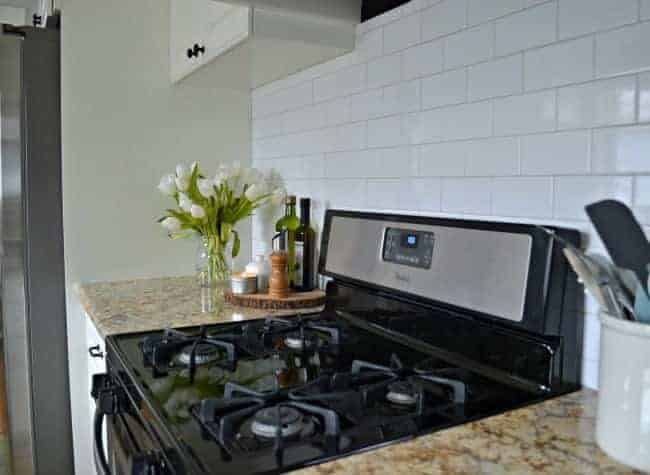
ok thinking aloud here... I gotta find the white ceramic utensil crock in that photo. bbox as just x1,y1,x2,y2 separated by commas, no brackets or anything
597,311,650,471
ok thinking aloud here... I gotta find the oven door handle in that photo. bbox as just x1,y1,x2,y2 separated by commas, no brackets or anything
94,404,111,475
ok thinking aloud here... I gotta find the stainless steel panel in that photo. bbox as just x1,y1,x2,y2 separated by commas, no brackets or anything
0,30,35,475
324,215,532,322
0,25,72,475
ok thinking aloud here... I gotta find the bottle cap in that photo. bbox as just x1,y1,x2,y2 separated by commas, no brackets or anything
300,197,311,207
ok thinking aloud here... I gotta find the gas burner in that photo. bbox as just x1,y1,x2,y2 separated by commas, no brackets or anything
177,343,221,366
386,381,418,406
283,334,314,351
250,407,307,438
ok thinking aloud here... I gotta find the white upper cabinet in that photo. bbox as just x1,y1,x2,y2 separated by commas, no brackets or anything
170,0,250,84
170,0,361,88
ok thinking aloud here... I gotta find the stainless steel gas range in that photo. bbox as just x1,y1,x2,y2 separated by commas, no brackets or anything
91,210,583,474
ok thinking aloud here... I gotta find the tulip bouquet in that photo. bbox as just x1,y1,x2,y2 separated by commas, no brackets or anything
158,161,285,287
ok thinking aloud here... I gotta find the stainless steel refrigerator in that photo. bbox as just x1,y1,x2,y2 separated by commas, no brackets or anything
0,21,73,474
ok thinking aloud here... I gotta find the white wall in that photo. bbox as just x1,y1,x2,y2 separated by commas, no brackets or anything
0,5,26,24
252,0,650,391
60,0,251,471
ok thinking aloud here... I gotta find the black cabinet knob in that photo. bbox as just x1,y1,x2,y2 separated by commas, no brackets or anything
186,43,206,58
88,345,104,359
32,14,42,26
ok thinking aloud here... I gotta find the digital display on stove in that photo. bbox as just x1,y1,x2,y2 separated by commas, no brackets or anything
402,234,418,248
383,228,434,269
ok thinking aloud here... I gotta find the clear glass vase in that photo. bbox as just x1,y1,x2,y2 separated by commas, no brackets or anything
196,235,231,312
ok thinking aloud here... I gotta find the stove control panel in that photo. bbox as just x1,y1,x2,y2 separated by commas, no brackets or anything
382,227,435,269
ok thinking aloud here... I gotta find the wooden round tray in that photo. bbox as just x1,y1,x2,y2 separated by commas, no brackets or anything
224,289,326,310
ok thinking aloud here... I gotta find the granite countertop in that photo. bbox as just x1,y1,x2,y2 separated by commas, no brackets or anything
75,275,324,337
76,276,639,474
295,390,640,475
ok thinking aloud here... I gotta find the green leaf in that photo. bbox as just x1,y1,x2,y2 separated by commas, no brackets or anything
231,230,240,258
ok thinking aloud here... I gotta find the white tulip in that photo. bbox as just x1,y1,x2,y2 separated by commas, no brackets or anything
190,161,198,173
157,174,177,195
190,204,206,219
197,179,214,198
244,184,264,201
161,217,182,233
175,175,190,192
178,192,193,212
176,163,190,178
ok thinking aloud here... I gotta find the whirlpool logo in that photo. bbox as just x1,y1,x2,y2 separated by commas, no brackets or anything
394,272,410,284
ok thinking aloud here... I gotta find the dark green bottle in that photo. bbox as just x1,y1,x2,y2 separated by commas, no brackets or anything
295,198,315,291
275,195,300,287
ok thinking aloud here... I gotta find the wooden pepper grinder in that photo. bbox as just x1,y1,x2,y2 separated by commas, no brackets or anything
269,251,290,299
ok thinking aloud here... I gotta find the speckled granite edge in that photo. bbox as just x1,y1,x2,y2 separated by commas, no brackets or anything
75,275,323,338
293,389,641,475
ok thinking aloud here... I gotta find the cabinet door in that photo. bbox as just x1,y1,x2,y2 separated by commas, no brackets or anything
170,0,250,83
203,4,249,65
86,317,106,475
169,0,207,82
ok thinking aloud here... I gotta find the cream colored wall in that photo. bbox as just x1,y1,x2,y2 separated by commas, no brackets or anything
59,0,251,471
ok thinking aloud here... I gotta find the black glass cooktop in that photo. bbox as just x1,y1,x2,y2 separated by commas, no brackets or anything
110,311,535,474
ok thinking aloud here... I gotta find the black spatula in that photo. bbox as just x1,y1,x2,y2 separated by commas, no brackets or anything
585,199,650,285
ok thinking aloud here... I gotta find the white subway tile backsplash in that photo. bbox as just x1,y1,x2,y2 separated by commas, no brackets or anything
640,72,650,123
348,90,384,122
558,0,638,40
441,177,492,214
492,177,554,217
495,2,556,56
335,122,367,151
402,40,444,80
444,24,494,70
325,151,370,178
558,76,636,129
384,13,422,54
411,178,443,211
418,142,468,176
642,0,650,21
520,131,590,175
417,142,468,176
494,90,556,135
252,0,650,391
596,22,650,78
554,176,633,220
283,104,325,135
636,176,650,205
421,0,467,41
436,101,493,141
367,53,403,89
323,179,367,208
421,69,467,109
592,125,650,173
367,179,407,209
322,97,352,127
368,115,409,148
356,27,384,62
314,64,366,102
383,80,421,115
468,54,523,101
253,81,313,118
524,37,594,91
467,0,523,25
466,138,519,176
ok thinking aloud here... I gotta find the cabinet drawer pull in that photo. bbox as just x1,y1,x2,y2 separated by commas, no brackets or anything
88,345,104,359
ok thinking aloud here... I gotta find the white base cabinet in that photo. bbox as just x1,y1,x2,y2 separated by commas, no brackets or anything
85,316,106,475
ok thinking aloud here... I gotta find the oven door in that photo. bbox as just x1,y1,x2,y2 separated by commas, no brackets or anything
93,374,168,475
